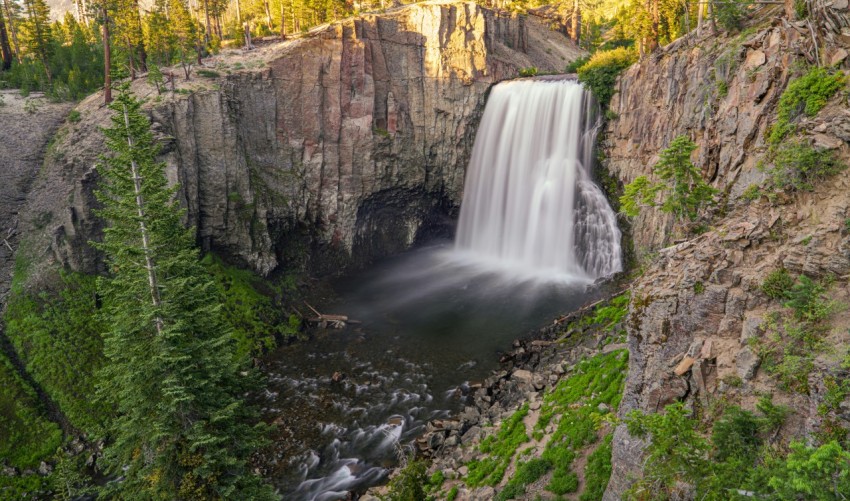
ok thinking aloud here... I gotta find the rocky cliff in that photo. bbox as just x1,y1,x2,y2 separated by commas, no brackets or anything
14,0,581,290
601,5,850,498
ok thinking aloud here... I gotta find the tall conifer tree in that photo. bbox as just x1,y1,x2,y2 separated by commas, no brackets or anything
21,0,52,82
94,84,276,500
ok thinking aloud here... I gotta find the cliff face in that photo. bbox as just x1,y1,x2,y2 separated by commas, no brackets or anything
19,1,581,284
602,6,850,499
0,93,72,301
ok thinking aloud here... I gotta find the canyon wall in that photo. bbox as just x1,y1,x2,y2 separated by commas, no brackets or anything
17,0,582,288
602,6,850,498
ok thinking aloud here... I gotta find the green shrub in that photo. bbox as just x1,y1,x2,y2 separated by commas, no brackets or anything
0,354,63,469
711,407,763,461
620,136,717,224
714,0,754,31
769,67,846,144
784,274,832,322
576,47,638,108
3,271,107,434
756,395,789,432
202,253,300,358
196,69,221,78
519,67,538,77
767,441,850,498
761,268,794,299
385,460,428,501
566,55,590,73
765,141,844,192
547,470,579,495
68,110,81,123
625,402,710,498
741,184,761,201
623,402,840,499
496,458,551,500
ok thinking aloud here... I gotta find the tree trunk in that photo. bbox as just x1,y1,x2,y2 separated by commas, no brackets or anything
128,42,135,79
708,0,717,35
0,11,12,71
202,0,211,45
3,0,20,62
133,0,146,71
570,0,580,43
121,102,163,335
75,0,87,24
649,0,659,50
264,0,272,32
697,0,703,32
280,0,286,39
103,6,111,104
235,0,241,23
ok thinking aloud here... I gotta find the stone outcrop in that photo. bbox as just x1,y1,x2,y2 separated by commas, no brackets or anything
602,6,850,498
17,1,582,286
603,6,850,255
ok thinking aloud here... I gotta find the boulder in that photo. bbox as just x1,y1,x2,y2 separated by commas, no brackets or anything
736,347,760,381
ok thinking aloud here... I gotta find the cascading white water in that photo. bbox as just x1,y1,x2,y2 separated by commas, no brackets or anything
454,79,622,282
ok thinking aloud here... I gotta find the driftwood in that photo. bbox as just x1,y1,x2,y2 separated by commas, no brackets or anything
304,302,359,329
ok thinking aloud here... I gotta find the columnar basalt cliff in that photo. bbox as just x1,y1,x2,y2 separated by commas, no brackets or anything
601,6,850,499
13,0,581,288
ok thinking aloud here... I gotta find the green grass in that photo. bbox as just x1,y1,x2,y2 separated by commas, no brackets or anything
483,351,628,499
496,458,552,500
0,472,52,499
466,403,530,487
0,353,62,469
536,350,628,495
581,292,630,332
446,485,459,501
3,271,107,434
580,434,614,501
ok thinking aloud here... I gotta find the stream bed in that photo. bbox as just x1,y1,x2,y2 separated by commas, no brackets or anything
259,242,602,500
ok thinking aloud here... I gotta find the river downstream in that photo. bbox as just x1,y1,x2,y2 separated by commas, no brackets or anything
259,242,601,500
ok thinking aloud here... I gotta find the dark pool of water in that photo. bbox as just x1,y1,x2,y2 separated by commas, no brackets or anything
259,242,601,500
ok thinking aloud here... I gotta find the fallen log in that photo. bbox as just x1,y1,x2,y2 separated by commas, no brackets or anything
304,302,359,328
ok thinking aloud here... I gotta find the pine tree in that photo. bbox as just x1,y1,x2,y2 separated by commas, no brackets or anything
3,0,22,62
169,0,200,78
94,84,276,500
21,0,53,83
0,7,12,70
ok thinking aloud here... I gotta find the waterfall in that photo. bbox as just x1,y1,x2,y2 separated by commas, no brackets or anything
454,79,622,282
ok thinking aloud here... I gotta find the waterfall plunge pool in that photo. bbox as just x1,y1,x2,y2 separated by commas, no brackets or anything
261,243,606,500
260,79,623,500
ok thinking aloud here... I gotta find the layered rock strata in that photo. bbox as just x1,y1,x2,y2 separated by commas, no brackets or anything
602,6,850,498
16,0,581,286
